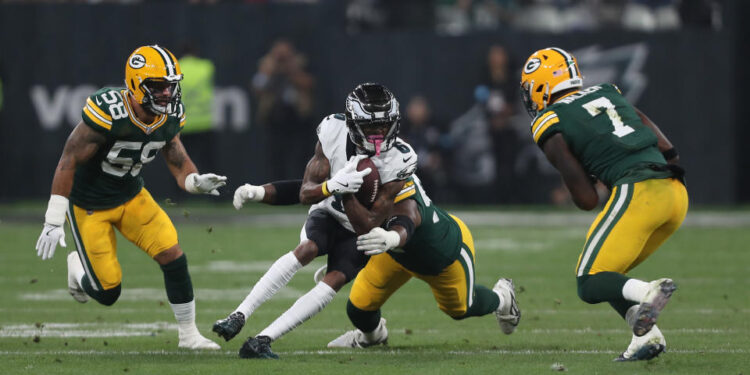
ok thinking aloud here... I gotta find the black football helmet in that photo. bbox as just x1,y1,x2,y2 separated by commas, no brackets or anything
345,83,400,155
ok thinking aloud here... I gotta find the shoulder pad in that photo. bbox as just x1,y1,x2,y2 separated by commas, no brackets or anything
530,110,560,145
82,88,125,132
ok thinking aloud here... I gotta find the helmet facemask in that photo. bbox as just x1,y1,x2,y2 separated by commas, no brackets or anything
345,83,400,156
140,78,182,115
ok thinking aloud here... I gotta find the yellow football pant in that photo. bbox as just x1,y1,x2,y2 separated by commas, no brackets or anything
66,188,178,291
349,215,477,318
576,178,688,276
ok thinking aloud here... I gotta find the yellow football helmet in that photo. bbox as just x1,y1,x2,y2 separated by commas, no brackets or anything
124,45,183,115
520,47,582,118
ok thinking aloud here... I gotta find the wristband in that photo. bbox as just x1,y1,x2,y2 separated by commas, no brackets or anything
662,147,678,161
321,181,332,197
45,194,69,226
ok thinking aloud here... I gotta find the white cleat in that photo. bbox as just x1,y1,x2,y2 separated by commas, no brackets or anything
615,325,666,361
633,278,677,337
313,264,327,284
493,278,520,334
178,331,221,350
327,318,388,348
67,252,88,303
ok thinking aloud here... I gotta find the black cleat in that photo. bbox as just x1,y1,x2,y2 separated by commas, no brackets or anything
239,335,278,359
613,344,666,362
212,312,246,341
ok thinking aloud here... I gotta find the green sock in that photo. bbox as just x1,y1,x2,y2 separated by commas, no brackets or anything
160,254,194,304
459,285,500,319
346,299,381,333
609,299,638,320
576,272,629,304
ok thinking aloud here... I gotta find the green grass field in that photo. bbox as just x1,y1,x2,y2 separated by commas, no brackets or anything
1,203,748,374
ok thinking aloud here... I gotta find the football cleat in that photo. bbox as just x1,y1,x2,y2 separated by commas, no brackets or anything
67,252,88,303
327,318,388,348
239,335,278,359
614,325,666,362
633,278,677,337
493,278,520,334
178,331,221,350
313,264,327,284
212,312,246,341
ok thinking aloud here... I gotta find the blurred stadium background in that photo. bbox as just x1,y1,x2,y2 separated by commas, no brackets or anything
1,1,750,373
0,0,745,206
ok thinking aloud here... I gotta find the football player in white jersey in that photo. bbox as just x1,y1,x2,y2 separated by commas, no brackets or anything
212,83,418,358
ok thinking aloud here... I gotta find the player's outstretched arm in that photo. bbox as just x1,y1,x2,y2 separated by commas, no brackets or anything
542,134,599,211
342,179,406,235
634,107,679,164
233,180,302,209
37,122,106,260
163,134,226,195
300,142,332,204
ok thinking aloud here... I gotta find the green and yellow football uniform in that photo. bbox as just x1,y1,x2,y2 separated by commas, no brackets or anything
68,87,185,291
350,176,488,318
531,83,688,277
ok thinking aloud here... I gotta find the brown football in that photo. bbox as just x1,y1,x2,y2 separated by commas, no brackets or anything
355,157,380,208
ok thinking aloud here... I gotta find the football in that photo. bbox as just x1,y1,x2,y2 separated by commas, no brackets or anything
355,157,380,208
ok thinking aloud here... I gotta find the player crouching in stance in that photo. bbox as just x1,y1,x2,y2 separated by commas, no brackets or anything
520,47,688,361
213,83,419,358
327,174,520,348
35,45,225,350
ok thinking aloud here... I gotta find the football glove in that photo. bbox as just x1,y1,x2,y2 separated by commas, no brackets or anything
356,227,400,256
326,155,371,195
233,184,265,210
185,173,227,196
36,195,68,260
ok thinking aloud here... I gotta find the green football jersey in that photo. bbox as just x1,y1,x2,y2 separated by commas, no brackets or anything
71,87,186,210
531,83,671,187
387,175,463,276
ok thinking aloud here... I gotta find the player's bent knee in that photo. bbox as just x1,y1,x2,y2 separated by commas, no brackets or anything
90,285,122,306
293,240,318,265
443,306,468,320
576,275,598,304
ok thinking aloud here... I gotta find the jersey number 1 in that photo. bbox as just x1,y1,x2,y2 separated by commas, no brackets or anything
582,97,634,138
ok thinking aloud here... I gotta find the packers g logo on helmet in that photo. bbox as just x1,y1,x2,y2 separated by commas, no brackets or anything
128,54,146,69
124,45,183,115
520,47,582,118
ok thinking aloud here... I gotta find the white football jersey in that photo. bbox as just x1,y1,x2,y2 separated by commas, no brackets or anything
309,114,418,232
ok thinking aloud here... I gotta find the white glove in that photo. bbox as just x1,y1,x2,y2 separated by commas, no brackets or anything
356,227,401,256
233,184,265,209
185,173,227,196
36,195,68,260
326,155,371,195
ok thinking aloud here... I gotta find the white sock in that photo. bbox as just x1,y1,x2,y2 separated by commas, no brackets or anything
171,300,199,337
622,278,650,303
235,251,303,318
258,281,337,340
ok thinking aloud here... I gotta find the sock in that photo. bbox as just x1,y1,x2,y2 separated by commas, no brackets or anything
235,251,303,318
609,299,639,320
171,299,199,337
257,281,336,340
160,254,194,304
346,299,381,333
576,272,630,304
622,278,650,303
460,285,501,319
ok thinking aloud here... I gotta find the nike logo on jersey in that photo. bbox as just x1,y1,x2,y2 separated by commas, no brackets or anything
403,156,412,163
95,97,102,106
